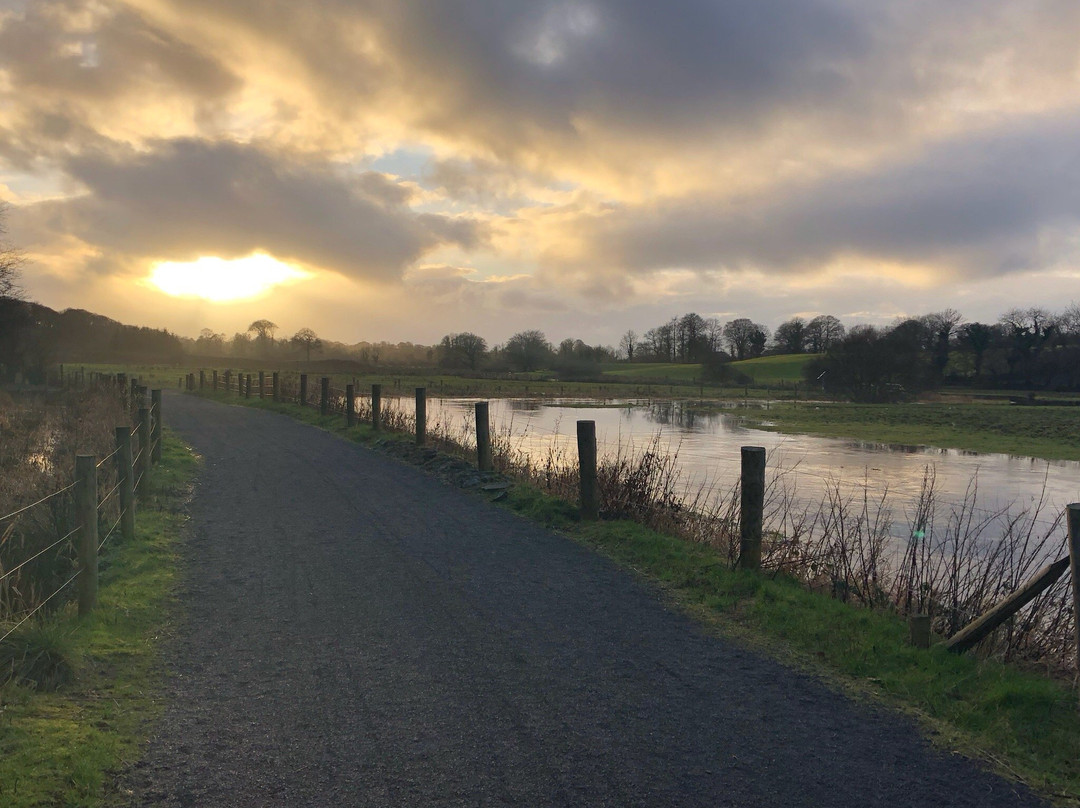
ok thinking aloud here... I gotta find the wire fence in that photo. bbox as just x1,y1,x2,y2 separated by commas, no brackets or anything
0,379,165,641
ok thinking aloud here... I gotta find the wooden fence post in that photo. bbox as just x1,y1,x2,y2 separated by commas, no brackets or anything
115,427,136,543
371,384,381,431
320,377,330,416
346,384,356,427
246,374,253,399
1068,504,1080,678
199,370,205,390
151,389,162,463
577,420,598,520
75,455,98,616
273,372,280,402
415,387,426,446
223,370,230,392
300,374,308,406
212,370,218,392
738,446,766,570
476,401,492,472
138,407,151,493
258,371,265,399
909,614,931,649
945,556,1070,654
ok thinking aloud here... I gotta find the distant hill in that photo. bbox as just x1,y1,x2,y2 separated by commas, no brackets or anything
0,299,184,383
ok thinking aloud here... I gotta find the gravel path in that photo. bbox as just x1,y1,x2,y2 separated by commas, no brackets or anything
124,392,1049,807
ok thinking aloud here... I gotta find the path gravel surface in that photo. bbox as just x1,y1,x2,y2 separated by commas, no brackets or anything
124,392,1050,807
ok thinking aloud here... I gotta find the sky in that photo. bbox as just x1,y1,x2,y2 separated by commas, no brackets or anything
2,0,1080,347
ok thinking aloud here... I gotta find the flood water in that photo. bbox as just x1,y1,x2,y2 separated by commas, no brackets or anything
390,396,1079,542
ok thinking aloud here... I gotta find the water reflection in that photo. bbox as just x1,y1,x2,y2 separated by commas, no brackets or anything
388,395,1080,543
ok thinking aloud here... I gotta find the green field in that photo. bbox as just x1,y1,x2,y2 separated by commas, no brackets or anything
601,355,817,386
739,401,1080,462
729,353,819,384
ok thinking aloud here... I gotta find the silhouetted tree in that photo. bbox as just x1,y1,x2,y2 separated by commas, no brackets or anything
290,327,323,361
504,330,552,371
438,332,488,370
619,329,637,361
773,317,808,353
806,315,845,353
723,318,769,360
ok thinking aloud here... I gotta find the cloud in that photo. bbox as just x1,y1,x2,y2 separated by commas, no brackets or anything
13,138,488,280
3,0,1080,341
539,112,1080,284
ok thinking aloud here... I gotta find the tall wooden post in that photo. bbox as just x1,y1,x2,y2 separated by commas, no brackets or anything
577,420,598,520
115,427,136,543
300,374,308,406
75,455,98,616
131,377,139,406
258,371,265,399
138,407,151,493
213,370,219,391
246,374,253,399
224,370,231,392
151,389,163,463
415,388,426,446
476,401,492,472
1068,504,1080,680
346,384,356,427
199,370,205,390
320,377,330,416
273,372,280,402
371,384,382,431
738,446,766,570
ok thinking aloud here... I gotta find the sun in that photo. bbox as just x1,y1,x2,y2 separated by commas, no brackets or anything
146,253,310,302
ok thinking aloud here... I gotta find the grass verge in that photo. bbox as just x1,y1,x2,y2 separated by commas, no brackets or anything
0,433,197,807
505,486,1080,804
739,401,1080,461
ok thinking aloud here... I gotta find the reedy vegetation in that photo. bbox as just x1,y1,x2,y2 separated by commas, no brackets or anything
316,386,1078,679
0,387,127,622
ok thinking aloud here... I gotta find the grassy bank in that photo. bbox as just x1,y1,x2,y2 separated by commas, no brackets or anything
189,388,1080,803
0,433,196,807
738,401,1080,462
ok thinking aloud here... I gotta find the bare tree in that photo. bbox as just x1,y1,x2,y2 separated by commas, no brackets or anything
0,203,25,300
619,329,637,361
290,327,323,361
723,318,769,360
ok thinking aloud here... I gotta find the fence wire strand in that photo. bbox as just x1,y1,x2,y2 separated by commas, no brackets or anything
98,510,125,551
0,570,81,645
96,445,122,468
0,525,81,585
0,483,77,524
98,479,123,509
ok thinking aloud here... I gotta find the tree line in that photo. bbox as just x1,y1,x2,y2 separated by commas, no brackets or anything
806,306,1080,400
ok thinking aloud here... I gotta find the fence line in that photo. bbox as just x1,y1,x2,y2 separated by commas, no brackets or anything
0,378,166,632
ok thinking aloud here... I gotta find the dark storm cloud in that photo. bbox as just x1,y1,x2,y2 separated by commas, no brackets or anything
19,139,486,279
558,113,1080,278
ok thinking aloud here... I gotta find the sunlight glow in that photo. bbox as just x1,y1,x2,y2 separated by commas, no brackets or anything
147,253,310,302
